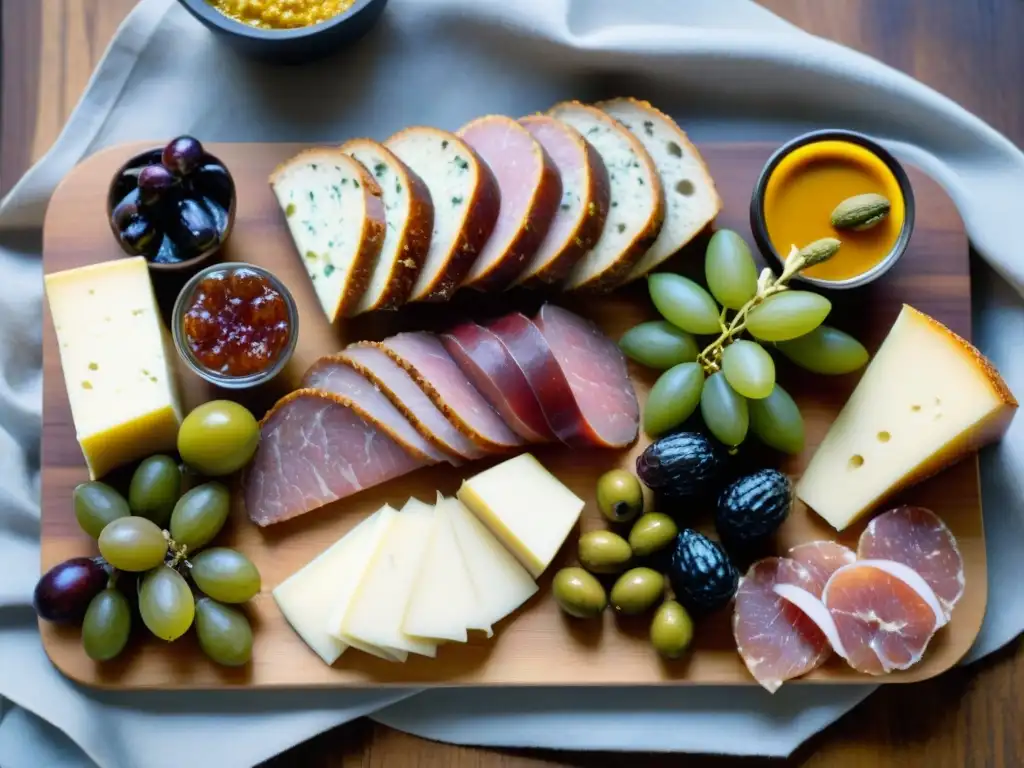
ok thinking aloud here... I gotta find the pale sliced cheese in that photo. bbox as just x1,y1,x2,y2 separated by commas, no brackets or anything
457,454,584,577
273,507,399,665
338,499,438,658
402,498,479,642
443,496,538,634
798,305,1017,530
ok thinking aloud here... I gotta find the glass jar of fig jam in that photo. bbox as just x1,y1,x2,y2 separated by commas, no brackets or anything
172,263,298,388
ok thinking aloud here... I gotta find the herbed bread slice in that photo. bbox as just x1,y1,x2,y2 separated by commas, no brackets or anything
270,149,385,322
456,115,562,290
598,98,722,283
548,101,665,293
340,139,434,313
516,114,611,285
385,127,500,302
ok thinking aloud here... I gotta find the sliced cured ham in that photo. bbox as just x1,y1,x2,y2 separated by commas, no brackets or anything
302,356,452,465
857,506,965,620
733,558,830,693
440,322,555,443
244,390,428,527
378,333,524,452
457,116,562,290
786,541,856,594
533,304,640,448
340,344,486,461
822,560,944,675
516,115,610,285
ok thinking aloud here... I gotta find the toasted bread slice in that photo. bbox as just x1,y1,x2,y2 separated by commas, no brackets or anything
341,139,434,313
548,101,664,293
456,115,562,290
270,149,385,321
598,98,721,282
385,127,499,302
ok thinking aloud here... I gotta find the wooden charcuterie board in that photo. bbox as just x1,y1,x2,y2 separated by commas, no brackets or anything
40,141,983,689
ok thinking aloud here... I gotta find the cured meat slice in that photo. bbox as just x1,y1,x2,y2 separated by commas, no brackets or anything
786,541,856,595
378,332,524,452
533,303,640,449
385,127,499,302
440,322,555,443
772,583,848,661
733,558,830,693
340,139,434,313
857,506,965,620
244,390,428,527
516,115,610,285
302,356,452,465
340,344,486,461
822,560,944,675
457,116,562,290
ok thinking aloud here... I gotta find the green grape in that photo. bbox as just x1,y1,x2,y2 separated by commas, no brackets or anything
194,597,253,667
746,291,832,342
189,548,261,604
775,325,869,375
129,455,182,526
749,383,805,454
73,482,130,539
705,229,758,310
98,517,168,572
721,340,775,399
169,482,230,554
82,588,131,661
648,274,721,335
139,565,195,642
700,371,749,447
643,363,705,437
619,321,699,370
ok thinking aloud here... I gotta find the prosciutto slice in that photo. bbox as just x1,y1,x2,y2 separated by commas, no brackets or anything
787,541,856,595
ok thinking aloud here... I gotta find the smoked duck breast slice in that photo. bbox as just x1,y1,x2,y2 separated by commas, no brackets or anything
244,390,429,527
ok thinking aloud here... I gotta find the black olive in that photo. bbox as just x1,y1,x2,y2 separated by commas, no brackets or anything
118,212,160,256
199,197,230,241
110,189,141,229
190,163,235,210
151,235,180,265
715,469,792,549
635,432,728,501
668,529,738,615
164,198,218,258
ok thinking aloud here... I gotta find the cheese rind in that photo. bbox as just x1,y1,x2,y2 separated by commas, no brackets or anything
44,257,182,479
457,453,584,578
798,305,1017,530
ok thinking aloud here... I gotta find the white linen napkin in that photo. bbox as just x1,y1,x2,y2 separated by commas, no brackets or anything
2,1,1023,765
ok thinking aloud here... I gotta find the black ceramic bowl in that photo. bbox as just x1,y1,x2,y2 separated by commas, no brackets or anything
749,129,916,291
177,0,388,64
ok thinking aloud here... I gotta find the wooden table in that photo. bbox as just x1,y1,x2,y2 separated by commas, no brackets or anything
4,1,1024,765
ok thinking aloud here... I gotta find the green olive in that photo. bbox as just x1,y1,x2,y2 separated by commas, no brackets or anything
552,567,607,619
596,469,644,523
610,567,664,615
578,530,632,574
628,513,679,557
73,482,130,539
128,455,182,526
177,400,259,477
650,600,694,659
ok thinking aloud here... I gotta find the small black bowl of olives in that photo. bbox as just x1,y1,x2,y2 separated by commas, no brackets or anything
107,136,235,273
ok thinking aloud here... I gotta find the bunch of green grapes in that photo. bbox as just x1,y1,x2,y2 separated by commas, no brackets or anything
619,229,869,452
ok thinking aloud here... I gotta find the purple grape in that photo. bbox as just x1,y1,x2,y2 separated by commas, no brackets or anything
165,198,218,257
137,164,177,206
162,136,204,177
34,557,109,624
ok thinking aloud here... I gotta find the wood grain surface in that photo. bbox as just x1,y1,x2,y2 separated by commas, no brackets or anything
7,0,1024,766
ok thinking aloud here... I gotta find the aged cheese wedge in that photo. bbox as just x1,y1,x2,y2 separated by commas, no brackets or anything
273,507,400,664
798,305,1017,530
457,454,584,577
338,499,438,658
44,257,183,479
402,497,479,642
442,496,538,634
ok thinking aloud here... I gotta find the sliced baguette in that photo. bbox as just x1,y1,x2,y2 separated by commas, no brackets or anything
385,127,500,302
340,139,434,313
548,101,664,293
516,114,611,285
270,149,385,321
456,115,562,290
598,98,722,282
